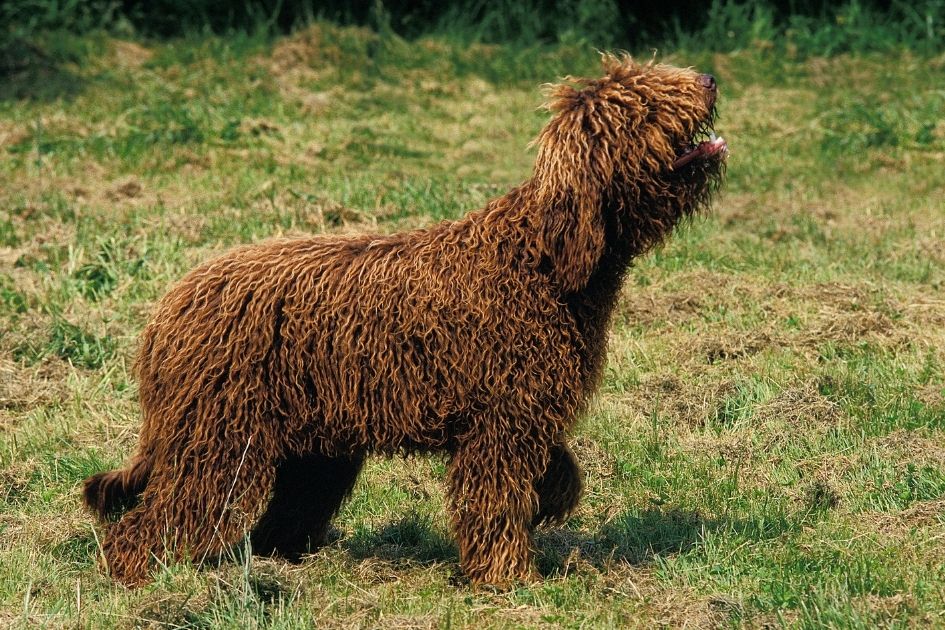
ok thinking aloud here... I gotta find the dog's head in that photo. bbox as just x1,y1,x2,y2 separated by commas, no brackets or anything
532,55,726,291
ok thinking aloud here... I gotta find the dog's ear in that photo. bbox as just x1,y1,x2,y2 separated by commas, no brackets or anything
537,184,605,293
532,83,610,292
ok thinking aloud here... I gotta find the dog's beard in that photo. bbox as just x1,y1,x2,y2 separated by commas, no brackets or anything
676,158,725,214
608,156,724,256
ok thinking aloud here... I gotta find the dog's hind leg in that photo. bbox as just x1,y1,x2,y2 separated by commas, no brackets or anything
532,442,583,527
447,427,545,585
98,430,276,586
251,451,365,559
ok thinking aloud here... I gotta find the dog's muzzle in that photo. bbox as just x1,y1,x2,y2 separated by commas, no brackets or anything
672,74,727,170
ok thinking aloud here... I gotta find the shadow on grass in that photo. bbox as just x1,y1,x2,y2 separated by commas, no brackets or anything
537,507,799,577
343,514,457,567
67,508,797,584
336,506,800,579
0,39,84,101
52,530,100,571
534,508,708,575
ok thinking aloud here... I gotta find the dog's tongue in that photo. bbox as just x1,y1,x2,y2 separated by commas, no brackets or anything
673,134,728,169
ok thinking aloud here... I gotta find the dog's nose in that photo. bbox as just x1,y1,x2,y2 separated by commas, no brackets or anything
699,74,717,92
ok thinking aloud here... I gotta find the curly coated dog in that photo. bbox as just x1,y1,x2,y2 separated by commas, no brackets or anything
83,54,727,586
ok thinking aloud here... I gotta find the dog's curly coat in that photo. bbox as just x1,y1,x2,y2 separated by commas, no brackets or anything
83,55,726,586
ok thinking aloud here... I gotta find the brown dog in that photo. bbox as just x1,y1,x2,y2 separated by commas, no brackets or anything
83,54,726,586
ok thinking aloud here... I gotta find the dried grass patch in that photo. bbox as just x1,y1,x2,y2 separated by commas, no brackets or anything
109,40,154,69
260,25,373,113
0,121,29,149
869,498,945,538
0,356,71,415
870,430,945,468
754,382,843,426
618,275,920,375
615,372,736,429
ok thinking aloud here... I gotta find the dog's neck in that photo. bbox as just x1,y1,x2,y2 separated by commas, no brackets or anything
479,178,688,293
470,180,694,395
479,179,652,312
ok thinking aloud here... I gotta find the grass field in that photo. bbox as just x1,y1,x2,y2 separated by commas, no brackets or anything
1,21,945,628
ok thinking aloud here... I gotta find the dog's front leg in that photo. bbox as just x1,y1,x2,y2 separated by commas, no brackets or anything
446,430,543,586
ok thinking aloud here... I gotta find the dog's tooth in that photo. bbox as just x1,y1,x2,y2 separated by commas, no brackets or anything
709,131,717,141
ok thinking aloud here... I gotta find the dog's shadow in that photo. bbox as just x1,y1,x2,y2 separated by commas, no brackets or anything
61,508,792,583
343,514,456,568
339,507,792,577
536,508,716,575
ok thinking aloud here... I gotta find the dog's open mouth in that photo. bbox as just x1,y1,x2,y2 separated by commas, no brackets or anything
673,131,728,170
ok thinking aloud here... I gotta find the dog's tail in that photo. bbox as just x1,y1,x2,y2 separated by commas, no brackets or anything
82,454,153,521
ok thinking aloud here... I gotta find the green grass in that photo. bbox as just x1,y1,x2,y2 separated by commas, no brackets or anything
1,20,945,629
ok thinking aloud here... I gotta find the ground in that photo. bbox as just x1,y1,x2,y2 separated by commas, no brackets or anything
1,24,944,628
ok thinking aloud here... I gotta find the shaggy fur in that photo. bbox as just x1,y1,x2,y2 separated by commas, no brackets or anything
83,55,725,586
